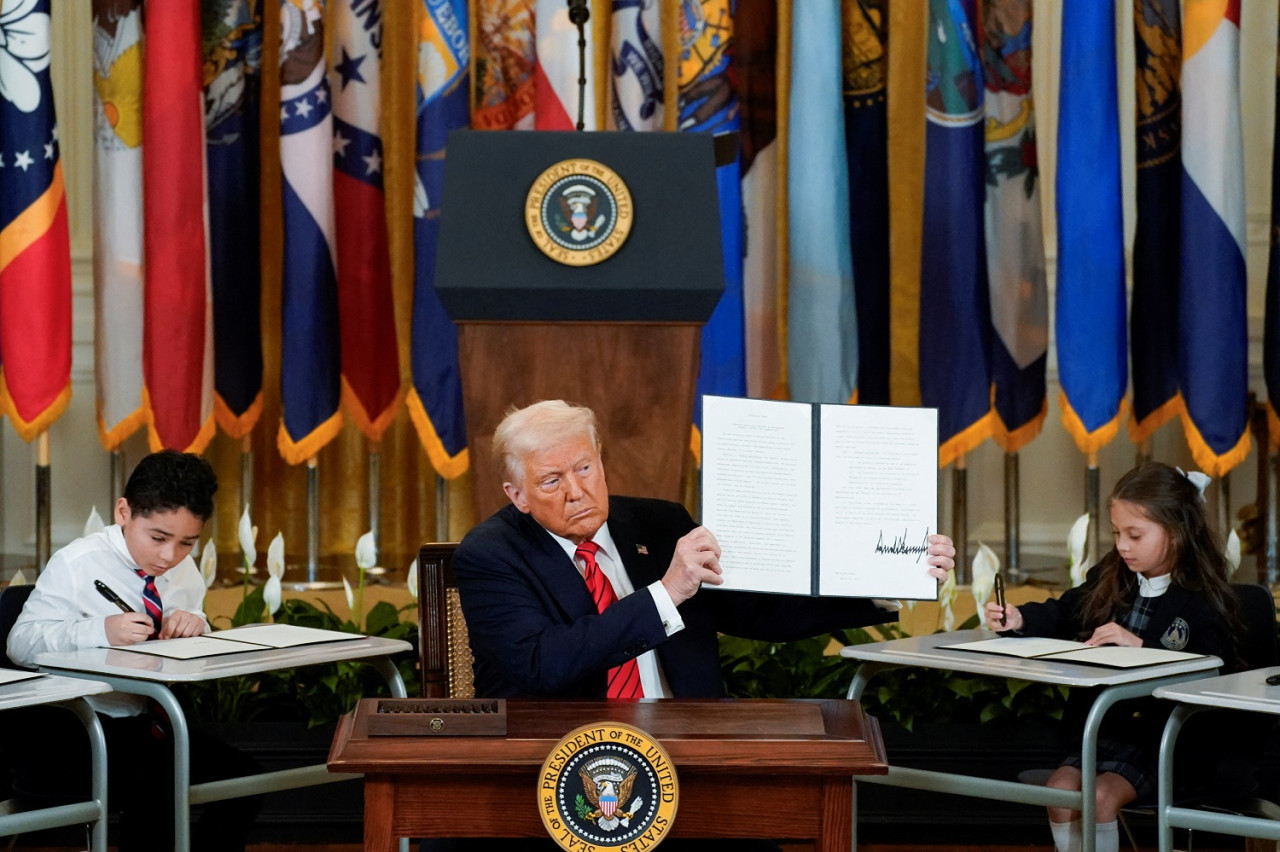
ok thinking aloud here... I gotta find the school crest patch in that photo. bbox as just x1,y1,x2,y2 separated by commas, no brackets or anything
1161,617,1190,651
538,721,678,851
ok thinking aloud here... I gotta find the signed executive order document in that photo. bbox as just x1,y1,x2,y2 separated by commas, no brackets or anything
701,395,938,600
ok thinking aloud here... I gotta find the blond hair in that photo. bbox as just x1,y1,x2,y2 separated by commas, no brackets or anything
492,400,601,482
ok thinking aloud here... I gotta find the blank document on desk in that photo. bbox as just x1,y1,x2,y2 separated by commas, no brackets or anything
946,636,1207,668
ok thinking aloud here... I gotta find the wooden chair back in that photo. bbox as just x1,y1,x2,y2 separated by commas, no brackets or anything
415,543,474,698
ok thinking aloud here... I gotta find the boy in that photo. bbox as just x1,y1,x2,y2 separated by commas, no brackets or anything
5,450,259,852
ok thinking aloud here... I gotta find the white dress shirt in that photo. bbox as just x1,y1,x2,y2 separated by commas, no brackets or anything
547,523,684,698
8,525,210,716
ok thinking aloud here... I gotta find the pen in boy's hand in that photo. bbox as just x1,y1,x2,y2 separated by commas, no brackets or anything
994,574,1006,627
94,579,134,614
1266,673,1280,686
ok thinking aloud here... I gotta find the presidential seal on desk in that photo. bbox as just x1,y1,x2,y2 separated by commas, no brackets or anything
538,721,678,851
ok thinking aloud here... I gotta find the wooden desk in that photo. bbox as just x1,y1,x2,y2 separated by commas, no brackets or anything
328,698,887,852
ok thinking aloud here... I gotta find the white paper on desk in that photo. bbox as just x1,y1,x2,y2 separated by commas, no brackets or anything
1044,646,1206,668
947,636,1093,658
701,396,814,595
214,624,362,648
107,635,268,659
0,669,43,685
817,403,938,599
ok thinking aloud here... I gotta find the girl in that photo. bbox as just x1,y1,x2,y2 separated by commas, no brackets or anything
984,461,1242,852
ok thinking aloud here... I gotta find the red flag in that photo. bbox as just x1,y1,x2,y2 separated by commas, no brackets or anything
142,0,213,452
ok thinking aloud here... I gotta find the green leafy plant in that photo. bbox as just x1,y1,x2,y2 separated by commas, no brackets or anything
717,614,1069,731
174,529,420,728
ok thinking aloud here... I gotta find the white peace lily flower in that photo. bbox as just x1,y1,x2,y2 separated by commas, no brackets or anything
9,569,27,587
938,567,957,632
238,505,257,571
267,533,286,580
0,0,51,113
355,531,376,571
263,575,282,616
342,575,355,610
200,540,218,589
83,506,105,536
970,543,999,628
406,557,418,601
1225,528,1241,578
1067,513,1091,588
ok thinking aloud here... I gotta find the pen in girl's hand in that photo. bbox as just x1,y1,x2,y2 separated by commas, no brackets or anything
994,574,1006,627
94,579,134,614
1266,673,1280,686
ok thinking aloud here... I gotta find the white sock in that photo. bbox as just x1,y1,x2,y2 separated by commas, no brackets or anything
1050,818,1082,852
1095,819,1119,852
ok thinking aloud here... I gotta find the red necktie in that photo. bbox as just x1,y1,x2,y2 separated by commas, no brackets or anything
575,541,644,699
135,570,163,636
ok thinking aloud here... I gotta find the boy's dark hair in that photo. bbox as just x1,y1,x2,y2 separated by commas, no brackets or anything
122,450,218,521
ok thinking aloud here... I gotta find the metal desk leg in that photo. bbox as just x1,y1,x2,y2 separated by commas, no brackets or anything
1156,703,1201,852
63,698,109,852
369,656,408,698
847,662,899,852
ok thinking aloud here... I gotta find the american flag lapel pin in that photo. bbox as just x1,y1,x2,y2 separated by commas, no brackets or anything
635,544,648,555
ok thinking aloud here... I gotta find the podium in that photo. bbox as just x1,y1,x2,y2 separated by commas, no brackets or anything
436,131,725,520
328,698,887,851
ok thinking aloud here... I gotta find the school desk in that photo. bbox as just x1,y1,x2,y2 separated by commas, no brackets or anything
0,674,112,851
32,636,411,852
1153,668,1280,852
841,628,1221,852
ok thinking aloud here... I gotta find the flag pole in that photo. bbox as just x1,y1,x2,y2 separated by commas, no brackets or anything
240,435,254,525
306,455,319,583
110,450,127,504
367,439,382,565
35,432,51,573
952,454,968,583
1003,452,1020,581
435,474,448,543
1085,453,1100,564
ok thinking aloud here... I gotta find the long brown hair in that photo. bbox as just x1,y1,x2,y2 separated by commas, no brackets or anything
1080,462,1241,658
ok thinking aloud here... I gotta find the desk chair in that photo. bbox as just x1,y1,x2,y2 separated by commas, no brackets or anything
415,543,473,699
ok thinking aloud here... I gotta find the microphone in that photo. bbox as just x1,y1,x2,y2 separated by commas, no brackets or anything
566,0,590,130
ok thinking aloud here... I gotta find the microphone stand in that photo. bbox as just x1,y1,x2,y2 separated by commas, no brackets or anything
567,0,589,130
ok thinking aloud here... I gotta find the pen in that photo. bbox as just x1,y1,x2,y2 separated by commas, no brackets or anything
994,574,1006,627
94,579,134,614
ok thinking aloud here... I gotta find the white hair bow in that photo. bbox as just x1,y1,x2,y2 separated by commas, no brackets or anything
1176,467,1211,501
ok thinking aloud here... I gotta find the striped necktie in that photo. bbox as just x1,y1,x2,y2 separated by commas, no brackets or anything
575,540,643,699
135,570,162,636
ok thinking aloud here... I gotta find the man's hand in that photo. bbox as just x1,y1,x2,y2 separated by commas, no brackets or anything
105,612,157,646
926,533,956,582
158,610,207,640
1085,621,1141,647
660,527,723,606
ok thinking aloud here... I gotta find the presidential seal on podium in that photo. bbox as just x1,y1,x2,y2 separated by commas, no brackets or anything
538,721,678,851
525,159,633,267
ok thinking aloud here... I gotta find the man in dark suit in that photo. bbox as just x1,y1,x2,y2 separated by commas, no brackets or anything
456,399,956,700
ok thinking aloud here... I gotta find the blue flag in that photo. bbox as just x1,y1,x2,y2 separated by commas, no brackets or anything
1055,0,1126,456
